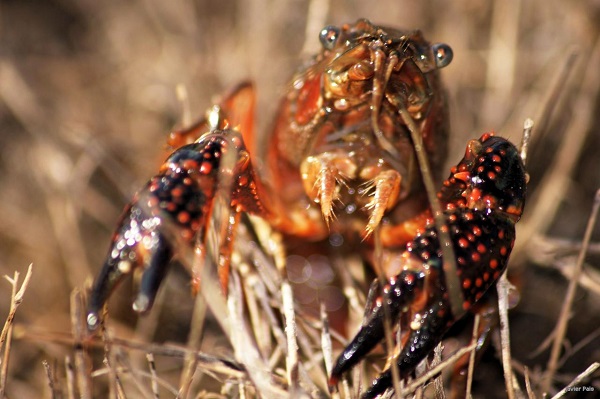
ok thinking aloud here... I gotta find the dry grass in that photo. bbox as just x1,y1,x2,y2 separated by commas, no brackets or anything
1,0,600,398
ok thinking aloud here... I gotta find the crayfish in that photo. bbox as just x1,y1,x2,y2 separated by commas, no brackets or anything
86,19,527,398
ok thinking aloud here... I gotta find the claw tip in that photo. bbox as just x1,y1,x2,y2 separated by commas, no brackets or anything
87,312,100,331
328,377,339,393
133,294,150,313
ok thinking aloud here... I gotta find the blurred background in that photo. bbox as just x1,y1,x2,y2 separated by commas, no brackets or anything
0,0,599,397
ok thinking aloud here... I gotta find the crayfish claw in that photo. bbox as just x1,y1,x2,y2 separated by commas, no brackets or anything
87,131,266,331
86,201,172,330
355,299,452,399
361,370,393,399
133,235,171,313
329,270,424,390
329,281,394,388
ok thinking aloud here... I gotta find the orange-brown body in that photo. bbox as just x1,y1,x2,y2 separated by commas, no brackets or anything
265,20,451,244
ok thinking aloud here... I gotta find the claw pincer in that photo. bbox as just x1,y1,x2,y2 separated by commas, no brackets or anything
329,134,527,398
87,131,260,329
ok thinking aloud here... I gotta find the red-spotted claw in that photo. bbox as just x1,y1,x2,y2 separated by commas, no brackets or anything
329,133,527,398
86,130,263,330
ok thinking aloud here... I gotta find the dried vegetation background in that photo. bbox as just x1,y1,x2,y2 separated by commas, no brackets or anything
0,0,599,398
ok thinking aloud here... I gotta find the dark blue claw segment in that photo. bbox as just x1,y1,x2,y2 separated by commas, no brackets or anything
133,234,171,313
329,269,426,385
361,299,452,399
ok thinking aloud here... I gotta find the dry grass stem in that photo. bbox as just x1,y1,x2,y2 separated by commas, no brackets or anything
70,289,92,399
402,342,477,396
227,272,286,397
465,313,481,399
519,118,534,167
525,236,600,296
496,274,518,399
65,356,76,399
431,344,445,399
178,285,207,398
0,264,33,345
0,264,33,397
524,367,536,399
542,189,600,393
557,326,600,370
550,362,599,399
146,353,160,399
24,329,248,382
247,279,274,358
43,360,58,399
282,280,300,391
99,319,120,398
320,304,334,379
90,365,179,396
372,229,402,398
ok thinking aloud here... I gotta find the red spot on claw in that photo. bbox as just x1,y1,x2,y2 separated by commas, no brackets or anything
178,211,191,224
182,159,199,171
200,162,212,174
171,187,183,198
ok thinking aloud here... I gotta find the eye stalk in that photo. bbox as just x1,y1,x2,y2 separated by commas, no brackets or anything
431,43,453,69
319,25,341,50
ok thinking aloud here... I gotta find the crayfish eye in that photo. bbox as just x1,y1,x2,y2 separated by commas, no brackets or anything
431,43,453,68
320,25,341,50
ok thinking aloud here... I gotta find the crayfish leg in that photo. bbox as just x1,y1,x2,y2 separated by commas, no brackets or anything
379,208,433,248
